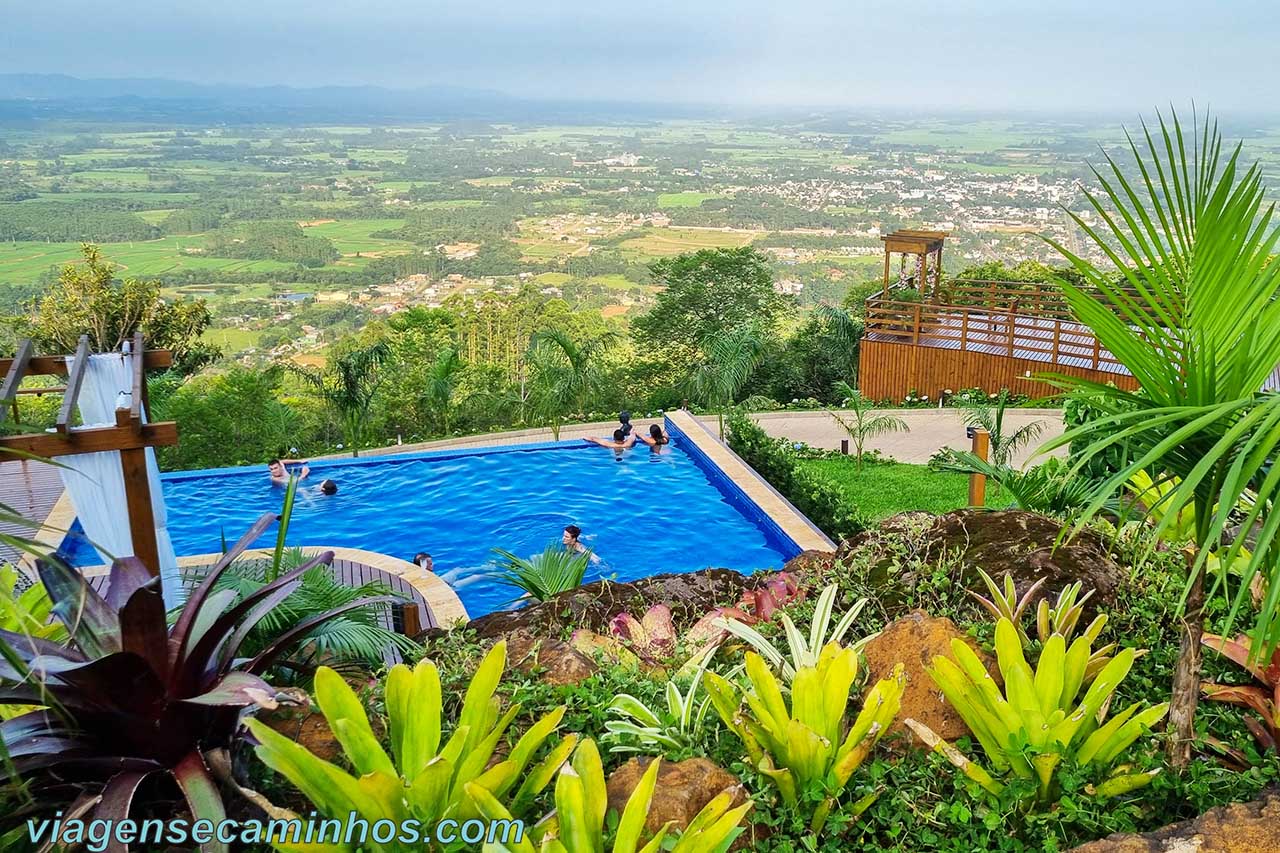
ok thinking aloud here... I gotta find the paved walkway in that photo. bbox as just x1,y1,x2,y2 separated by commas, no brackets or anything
745,408,1066,468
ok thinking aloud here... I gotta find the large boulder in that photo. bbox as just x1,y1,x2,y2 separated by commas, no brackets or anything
467,569,756,640
506,629,599,687
1071,790,1280,852
862,610,999,741
847,510,1125,618
606,757,751,842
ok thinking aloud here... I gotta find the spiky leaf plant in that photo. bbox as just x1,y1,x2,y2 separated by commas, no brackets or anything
1038,110,1280,766
248,641,576,852
0,513,383,851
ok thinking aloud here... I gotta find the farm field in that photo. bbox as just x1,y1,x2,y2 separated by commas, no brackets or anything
617,227,758,258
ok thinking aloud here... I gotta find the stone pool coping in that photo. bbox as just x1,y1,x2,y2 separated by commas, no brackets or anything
665,409,836,554
73,546,469,628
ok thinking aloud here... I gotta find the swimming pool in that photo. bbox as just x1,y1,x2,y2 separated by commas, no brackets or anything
58,420,805,618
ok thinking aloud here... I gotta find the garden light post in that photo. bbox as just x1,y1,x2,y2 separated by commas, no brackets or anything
967,426,989,507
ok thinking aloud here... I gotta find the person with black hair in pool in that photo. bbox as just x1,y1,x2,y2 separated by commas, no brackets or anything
583,428,636,452
319,479,338,495
562,524,602,564
617,410,634,439
637,423,670,453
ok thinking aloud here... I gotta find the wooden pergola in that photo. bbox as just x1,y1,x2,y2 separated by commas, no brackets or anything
0,332,178,576
880,229,948,297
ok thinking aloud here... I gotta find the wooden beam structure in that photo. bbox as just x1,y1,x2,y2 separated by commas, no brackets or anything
56,336,90,435
0,337,178,577
880,229,947,297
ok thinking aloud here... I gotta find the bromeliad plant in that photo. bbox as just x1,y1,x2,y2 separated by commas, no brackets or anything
704,644,905,833
467,738,752,853
1201,632,1280,754
247,641,577,853
718,584,869,682
905,617,1168,807
603,647,714,757
970,570,1112,658
0,512,378,849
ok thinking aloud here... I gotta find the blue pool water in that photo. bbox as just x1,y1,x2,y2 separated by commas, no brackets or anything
59,425,801,618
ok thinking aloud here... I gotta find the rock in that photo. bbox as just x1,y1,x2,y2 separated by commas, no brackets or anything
506,629,599,686
468,569,757,640
1070,790,1280,852
781,549,839,578
846,510,1124,618
258,705,342,763
606,757,747,837
862,610,1000,741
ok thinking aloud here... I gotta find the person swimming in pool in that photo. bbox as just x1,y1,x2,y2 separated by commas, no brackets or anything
563,524,602,564
319,479,338,495
637,423,670,451
267,458,310,486
583,429,636,452
617,410,634,439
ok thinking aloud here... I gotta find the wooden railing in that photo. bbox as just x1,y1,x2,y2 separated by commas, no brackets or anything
935,280,1075,320
864,293,1127,375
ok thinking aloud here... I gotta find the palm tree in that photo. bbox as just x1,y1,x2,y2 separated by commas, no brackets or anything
1040,111,1280,768
527,328,615,440
289,341,390,457
960,389,1044,467
828,381,908,471
422,347,463,436
814,304,864,381
684,325,766,438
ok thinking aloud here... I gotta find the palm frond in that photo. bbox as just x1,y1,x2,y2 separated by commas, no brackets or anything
1036,109,1280,651
493,543,590,602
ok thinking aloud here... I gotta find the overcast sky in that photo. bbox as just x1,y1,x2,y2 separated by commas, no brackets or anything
2,0,1276,113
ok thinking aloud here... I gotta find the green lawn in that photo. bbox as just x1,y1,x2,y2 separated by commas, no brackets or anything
800,457,997,520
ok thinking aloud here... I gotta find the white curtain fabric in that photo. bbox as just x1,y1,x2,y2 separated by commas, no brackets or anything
58,352,181,606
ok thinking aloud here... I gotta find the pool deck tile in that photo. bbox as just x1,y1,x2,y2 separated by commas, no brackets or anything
666,410,835,554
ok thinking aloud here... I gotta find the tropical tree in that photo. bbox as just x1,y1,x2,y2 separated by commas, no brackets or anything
828,381,908,470
1040,111,1280,769
288,340,390,457
16,244,217,373
422,346,464,435
528,328,616,440
634,247,788,361
960,389,1044,467
684,325,766,438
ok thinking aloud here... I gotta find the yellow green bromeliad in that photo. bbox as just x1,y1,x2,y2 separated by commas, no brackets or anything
467,738,752,853
906,617,1168,806
246,641,577,852
703,643,904,833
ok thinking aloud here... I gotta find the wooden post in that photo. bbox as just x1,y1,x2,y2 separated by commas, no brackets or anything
116,407,160,577
919,251,929,298
840,439,849,455
401,603,423,637
968,427,990,507
882,249,891,296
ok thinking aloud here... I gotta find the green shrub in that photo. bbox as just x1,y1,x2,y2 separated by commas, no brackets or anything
725,410,867,541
